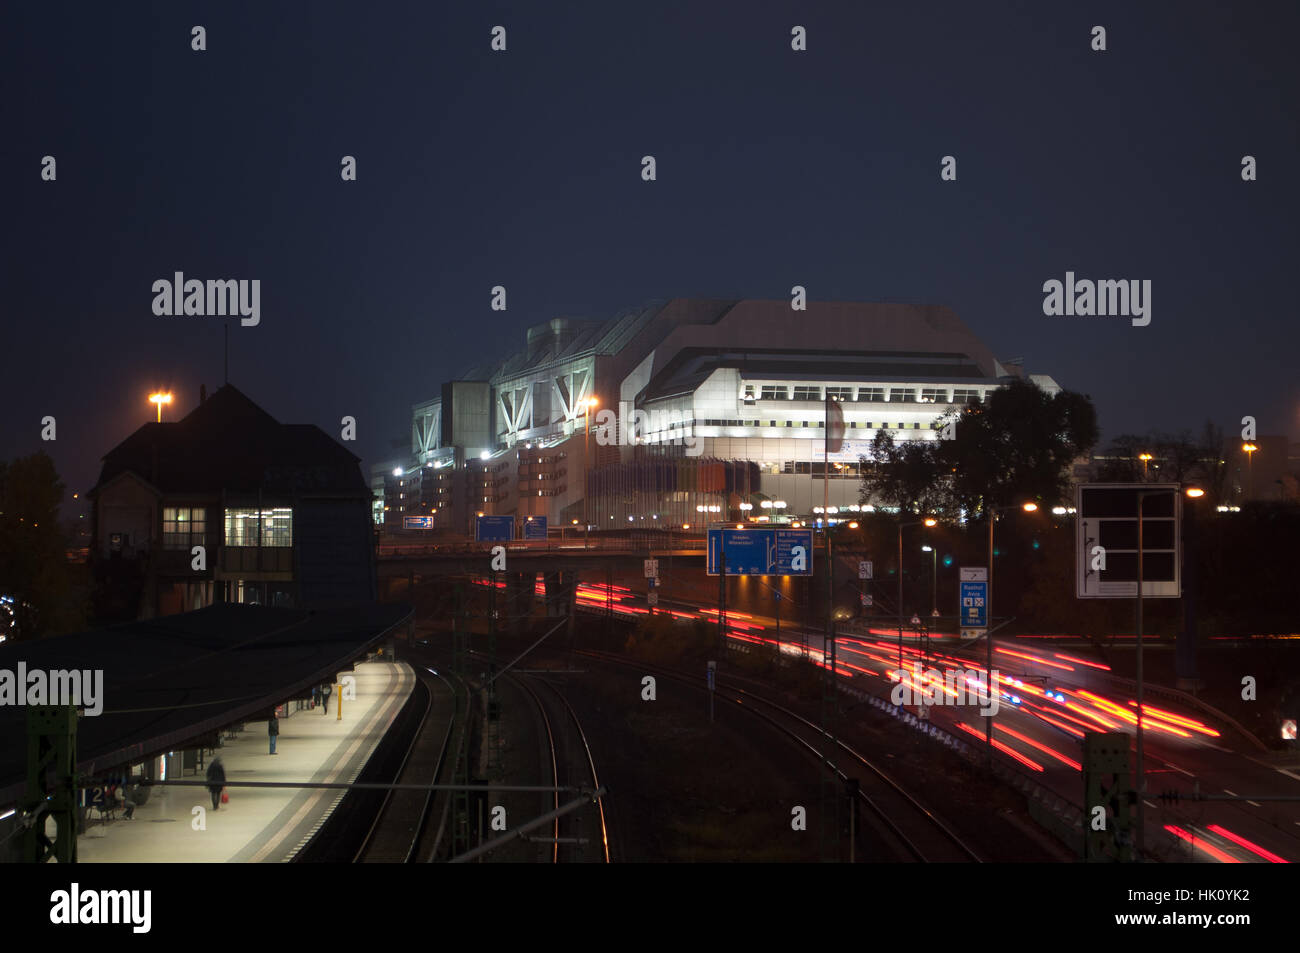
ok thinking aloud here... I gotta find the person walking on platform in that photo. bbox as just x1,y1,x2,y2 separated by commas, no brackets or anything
321,682,333,715
206,756,226,810
268,713,279,754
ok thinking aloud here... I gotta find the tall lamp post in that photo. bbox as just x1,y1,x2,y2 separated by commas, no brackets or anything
983,501,1039,766
1131,485,1196,859
897,517,937,673
1242,442,1257,499
581,397,599,548
921,545,937,615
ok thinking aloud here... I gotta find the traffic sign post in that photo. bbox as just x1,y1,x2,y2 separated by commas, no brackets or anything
644,559,659,578
959,567,988,629
1076,484,1181,599
403,515,433,529
523,516,548,540
858,560,873,580
1075,483,1182,861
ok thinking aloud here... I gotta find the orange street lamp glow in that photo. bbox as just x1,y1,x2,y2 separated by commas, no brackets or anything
149,392,173,422
1185,487,1205,498
923,518,937,527
1022,502,1039,513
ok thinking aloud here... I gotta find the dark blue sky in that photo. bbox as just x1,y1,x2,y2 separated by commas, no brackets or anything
5,1,1298,497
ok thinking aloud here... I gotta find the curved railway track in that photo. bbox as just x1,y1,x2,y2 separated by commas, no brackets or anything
533,675,610,863
353,664,465,863
497,671,560,862
578,648,981,863
481,652,610,863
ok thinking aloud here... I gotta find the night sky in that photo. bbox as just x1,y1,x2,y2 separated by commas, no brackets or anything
6,1,1298,501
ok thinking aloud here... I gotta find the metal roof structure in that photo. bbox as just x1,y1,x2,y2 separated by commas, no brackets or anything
0,601,411,807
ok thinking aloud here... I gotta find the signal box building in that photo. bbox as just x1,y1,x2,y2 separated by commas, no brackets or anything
88,385,376,621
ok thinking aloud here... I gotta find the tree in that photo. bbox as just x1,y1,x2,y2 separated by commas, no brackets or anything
859,379,1099,516
858,430,949,514
1096,421,1230,504
0,453,85,640
939,378,1099,515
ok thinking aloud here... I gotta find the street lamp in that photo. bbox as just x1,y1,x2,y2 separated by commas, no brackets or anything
149,392,173,422
921,545,937,616
981,501,1040,766
1242,442,1257,499
1138,452,1152,478
581,397,599,547
896,516,937,672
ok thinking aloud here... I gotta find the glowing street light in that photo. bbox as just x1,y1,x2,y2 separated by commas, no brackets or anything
581,396,600,547
1242,442,1258,499
149,392,173,422
1138,452,1153,477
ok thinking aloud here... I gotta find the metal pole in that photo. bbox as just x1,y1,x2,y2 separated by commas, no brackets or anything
897,521,903,674
826,531,835,679
449,788,607,863
1136,493,1146,858
931,546,937,616
986,511,994,767
587,408,594,541
718,530,727,652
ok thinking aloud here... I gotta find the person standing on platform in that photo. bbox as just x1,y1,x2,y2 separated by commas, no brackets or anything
321,682,332,715
206,756,226,810
268,713,279,754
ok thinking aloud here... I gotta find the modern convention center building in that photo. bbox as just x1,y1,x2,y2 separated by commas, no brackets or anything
376,298,1061,534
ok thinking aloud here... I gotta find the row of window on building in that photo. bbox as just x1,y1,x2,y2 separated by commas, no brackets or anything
161,507,293,550
780,461,865,475
674,419,938,431
747,385,983,404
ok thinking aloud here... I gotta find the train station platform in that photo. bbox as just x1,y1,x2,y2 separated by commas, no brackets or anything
76,659,414,863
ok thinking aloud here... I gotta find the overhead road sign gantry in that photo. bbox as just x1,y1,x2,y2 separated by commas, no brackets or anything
475,514,515,542
706,527,813,576
1076,483,1180,598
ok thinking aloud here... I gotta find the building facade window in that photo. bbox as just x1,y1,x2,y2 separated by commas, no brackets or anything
857,387,885,402
952,388,981,404
824,386,853,401
920,388,948,403
163,507,206,550
888,388,916,403
792,386,821,401
224,507,294,547
760,385,788,400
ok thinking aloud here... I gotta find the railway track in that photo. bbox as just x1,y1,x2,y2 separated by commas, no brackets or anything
533,675,610,863
497,672,560,862
578,648,982,863
481,654,611,863
353,663,465,863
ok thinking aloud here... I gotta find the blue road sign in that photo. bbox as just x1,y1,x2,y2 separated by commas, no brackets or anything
960,580,987,628
706,528,813,576
523,516,548,540
475,515,515,542
403,516,433,529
